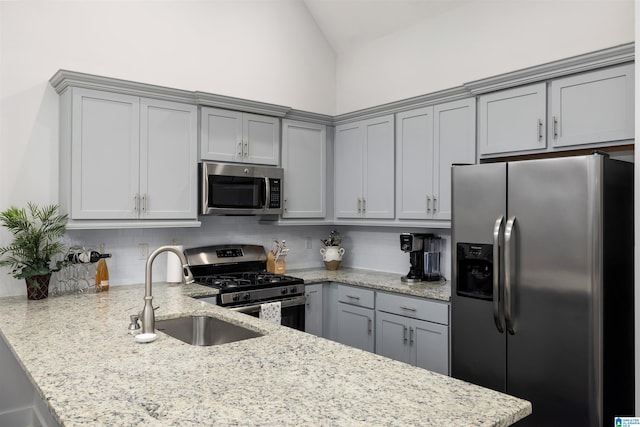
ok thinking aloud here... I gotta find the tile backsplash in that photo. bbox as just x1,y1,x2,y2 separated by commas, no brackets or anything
62,216,451,287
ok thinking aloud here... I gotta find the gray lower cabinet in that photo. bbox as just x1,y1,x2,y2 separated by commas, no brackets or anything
336,285,375,352
304,283,324,337
308,282,450,375
375,292,449,375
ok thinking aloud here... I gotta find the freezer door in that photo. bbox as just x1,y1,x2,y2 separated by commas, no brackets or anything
451,162,507,392
507,155,601,427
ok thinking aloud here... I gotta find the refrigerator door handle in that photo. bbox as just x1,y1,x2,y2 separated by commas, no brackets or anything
504,216,517,335
493,215,505,333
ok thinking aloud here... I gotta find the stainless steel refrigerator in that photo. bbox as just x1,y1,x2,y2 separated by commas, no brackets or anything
451,153,634,427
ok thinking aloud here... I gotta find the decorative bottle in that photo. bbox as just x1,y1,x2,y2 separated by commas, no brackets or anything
95,244,112,291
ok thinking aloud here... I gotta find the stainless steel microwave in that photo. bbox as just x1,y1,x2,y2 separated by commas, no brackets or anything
200,162,283,215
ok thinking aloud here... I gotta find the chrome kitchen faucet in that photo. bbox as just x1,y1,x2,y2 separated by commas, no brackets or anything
141,246,194,334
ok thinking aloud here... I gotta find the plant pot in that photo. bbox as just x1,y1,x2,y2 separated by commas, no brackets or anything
24,274,51,300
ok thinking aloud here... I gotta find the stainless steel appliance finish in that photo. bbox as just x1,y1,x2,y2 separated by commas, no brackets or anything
185,244,305,331
156,315,262,346
200,162,284,216
400,233,442,282
451,154,634,426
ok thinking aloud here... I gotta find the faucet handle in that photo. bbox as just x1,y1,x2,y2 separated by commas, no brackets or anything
128,314,141,330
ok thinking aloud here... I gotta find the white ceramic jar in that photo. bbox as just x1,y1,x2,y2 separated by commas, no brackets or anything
320,246,345,270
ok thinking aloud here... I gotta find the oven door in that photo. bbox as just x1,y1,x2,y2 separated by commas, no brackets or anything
230,295,306,331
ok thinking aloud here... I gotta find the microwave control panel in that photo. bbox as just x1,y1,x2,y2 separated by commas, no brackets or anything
268,178,281,209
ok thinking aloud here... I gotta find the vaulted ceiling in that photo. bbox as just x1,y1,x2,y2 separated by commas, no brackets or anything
302,0,474,53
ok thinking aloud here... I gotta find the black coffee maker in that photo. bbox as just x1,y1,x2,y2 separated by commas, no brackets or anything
400,233,442,282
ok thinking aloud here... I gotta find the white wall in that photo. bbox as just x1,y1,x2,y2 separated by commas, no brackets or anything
0,0,336,296
336,0,634,114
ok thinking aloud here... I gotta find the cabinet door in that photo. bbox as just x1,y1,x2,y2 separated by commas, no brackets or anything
396,107,434,219
478,83,546,156
411,318,449,375
336,303,374,352
334,123,364,218
200,107,243,162
281,120,326,218
376,311,411,364
433,98,476,220
304,283,324,337
550,63,634,148
363,115,395,219
71,88,140,219
140,99,198,220
244,113,280,165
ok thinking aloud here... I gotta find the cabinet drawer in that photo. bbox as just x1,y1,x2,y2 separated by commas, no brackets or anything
337,285,375,309
376,292,448,325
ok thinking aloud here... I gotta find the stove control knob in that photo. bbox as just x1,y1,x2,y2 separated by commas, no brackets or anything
289,287,297,294
281,288,288,295
243,293,250,301
232,294,240,302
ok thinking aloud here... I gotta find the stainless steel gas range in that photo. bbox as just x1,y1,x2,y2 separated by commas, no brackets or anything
184,244,305,331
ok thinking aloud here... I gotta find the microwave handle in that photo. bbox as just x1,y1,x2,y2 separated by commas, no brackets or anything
201,165,210,215
264,177,270,208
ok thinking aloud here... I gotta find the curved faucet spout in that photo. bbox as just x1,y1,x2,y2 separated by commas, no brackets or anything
141,245,194,334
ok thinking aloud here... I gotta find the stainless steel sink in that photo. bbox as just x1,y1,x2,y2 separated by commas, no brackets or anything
156,315,263,346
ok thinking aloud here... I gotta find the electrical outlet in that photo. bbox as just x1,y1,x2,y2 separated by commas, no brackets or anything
305,236,312,249
138,243,148,260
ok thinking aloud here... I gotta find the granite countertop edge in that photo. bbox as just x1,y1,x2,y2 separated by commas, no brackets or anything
288,267,451,302
0,280,529,426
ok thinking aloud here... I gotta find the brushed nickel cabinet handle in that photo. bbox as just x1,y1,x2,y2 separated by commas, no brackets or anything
537,119,543,141
553,116,558,139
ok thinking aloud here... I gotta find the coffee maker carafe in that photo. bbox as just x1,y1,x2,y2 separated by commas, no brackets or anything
400,233,442,282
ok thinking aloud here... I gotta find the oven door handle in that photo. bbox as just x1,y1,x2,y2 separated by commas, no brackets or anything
229,295,307,314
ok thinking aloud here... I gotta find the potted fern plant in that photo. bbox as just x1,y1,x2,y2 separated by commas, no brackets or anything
0,203,68,300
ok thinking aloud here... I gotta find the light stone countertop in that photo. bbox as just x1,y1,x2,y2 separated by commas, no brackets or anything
0,282,530,426
288,267,451,302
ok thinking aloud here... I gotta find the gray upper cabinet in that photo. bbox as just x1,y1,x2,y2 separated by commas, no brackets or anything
396,98,475,221
60,88,198,226
478,83,547,157
549,63,634,148
200,106,280,165
281,119,326,218
334,115,394,219
478,62,634,159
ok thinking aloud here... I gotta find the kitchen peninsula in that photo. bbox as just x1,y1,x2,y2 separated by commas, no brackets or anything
0,283,530,426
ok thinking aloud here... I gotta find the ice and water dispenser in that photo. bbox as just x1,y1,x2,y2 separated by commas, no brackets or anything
456,243,493,300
